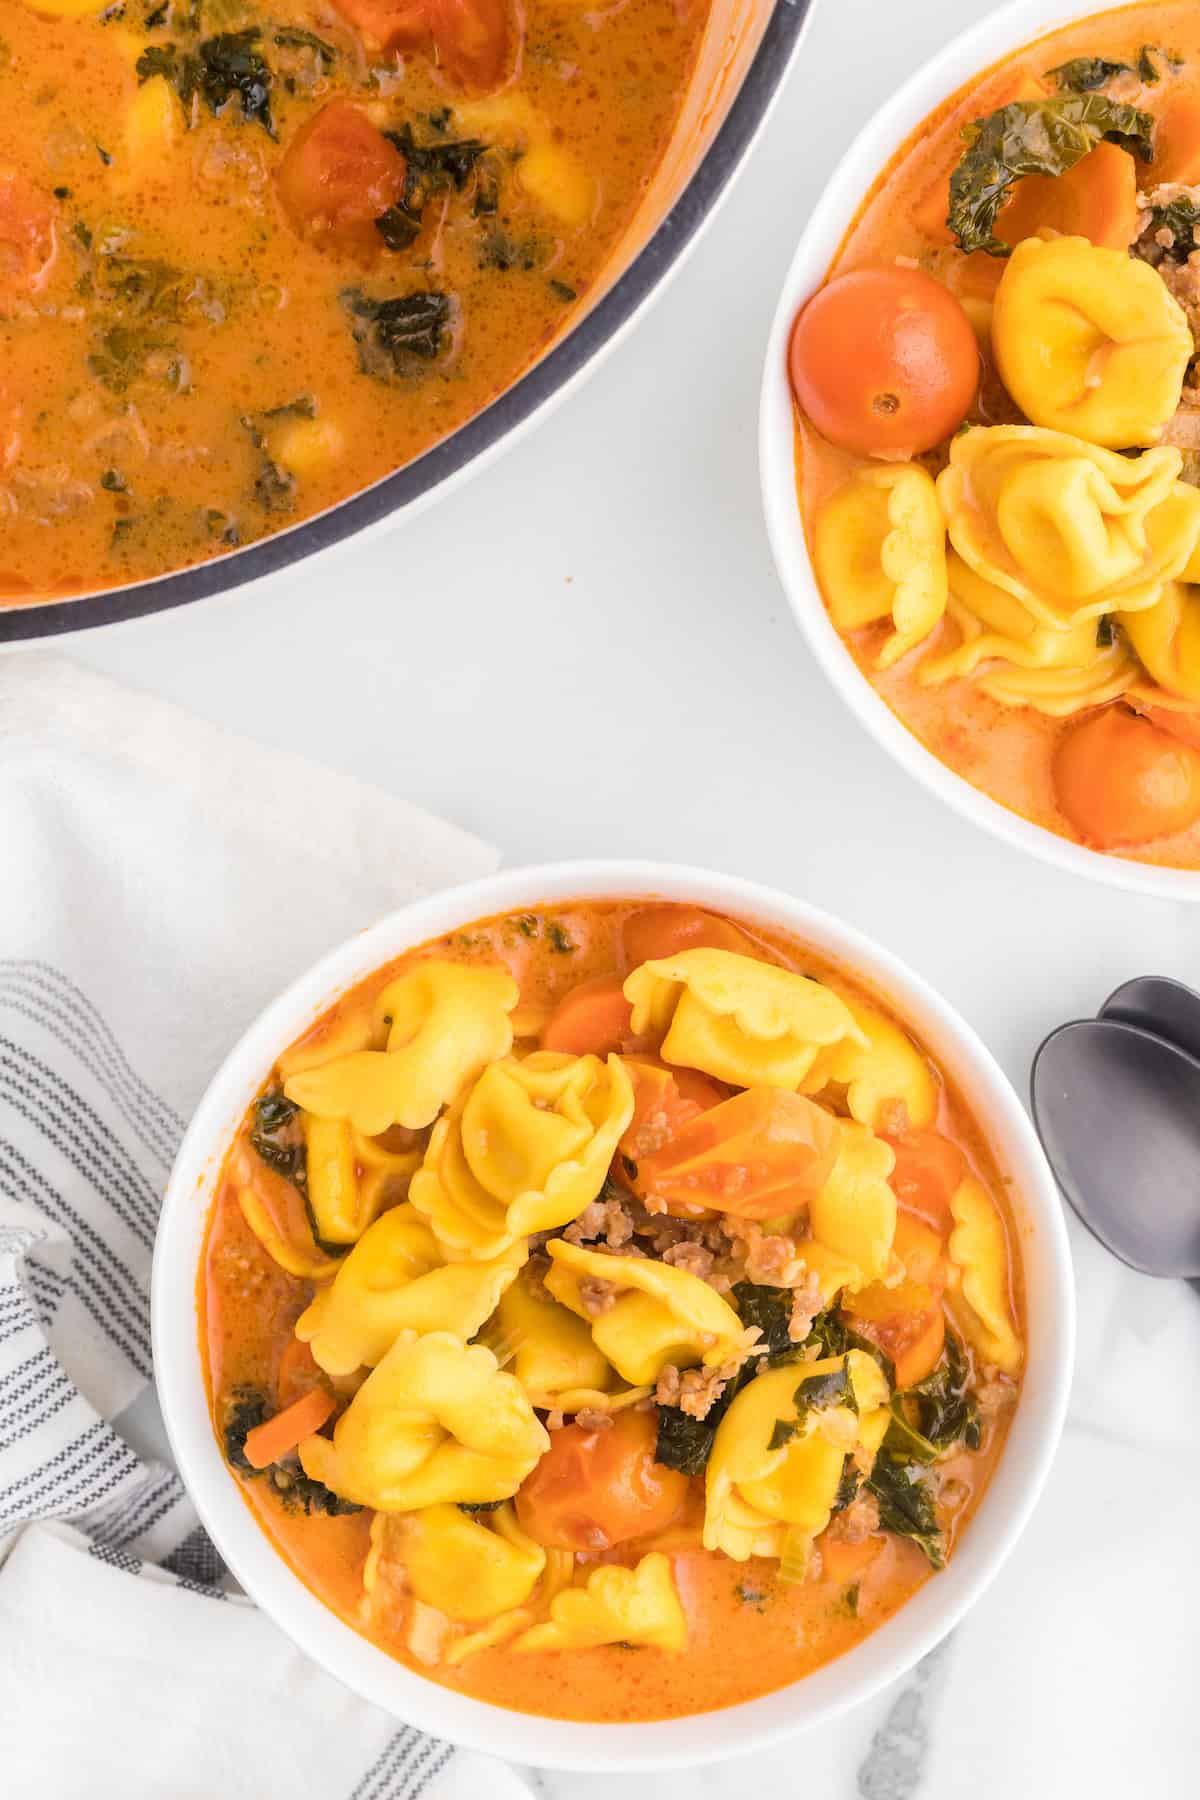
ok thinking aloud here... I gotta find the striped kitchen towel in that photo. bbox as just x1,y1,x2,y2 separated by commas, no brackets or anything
0,653,526,1800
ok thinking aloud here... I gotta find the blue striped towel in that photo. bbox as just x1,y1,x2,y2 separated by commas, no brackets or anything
0,655,527,1800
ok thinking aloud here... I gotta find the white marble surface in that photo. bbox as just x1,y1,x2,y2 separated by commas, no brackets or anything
46,0,1200,1791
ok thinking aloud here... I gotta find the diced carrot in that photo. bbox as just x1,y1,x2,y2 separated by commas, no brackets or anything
818,1531,884,1585
540,975,634,1056
621,905,757,967
1145,91,1200,187
892,1305,946,1389
242,1388,336,1470
882,1127,966,1234
277,1335,322,1408
992,141,1139,250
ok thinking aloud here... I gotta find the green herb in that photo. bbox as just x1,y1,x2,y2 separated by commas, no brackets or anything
866,1456,944,1567
374,206,421,253
907,1330,981,1452
1148,193,1200,257
248,1089,307,1191
654,1403,718,1476
100,468,126,492
96,143,112,165
515,913,539,937
1138,44,1182,83
205,507,240,545
458,1499,505,1513
138,29,274,137
53,185,71,200
472,151,503,216
734,1581,769,1611
947,93,1155,254
731,1282,794,1357
89,324,174,394
144,0,169,26
548,278,577,303
375,123,490,253
547,922,575,954
831,1454,861,1514
843,1582,860,1616
341,288,452,380
478,225,546,272
272,25,336,62
768,1417,800,1451
795,1362,855,1416
240,397,315,512
1096,614,1117,648
1045,56,1131,91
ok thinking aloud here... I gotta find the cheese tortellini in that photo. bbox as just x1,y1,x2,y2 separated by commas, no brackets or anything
284,961,519,1135
800,991,937,1131
808,1121,897,1285
545,1238,748,1386
375,1503,546,1622
303,1116,420,1246
936,427,1200,630
624,949,867,1090
409,1051,634,1259
295,1205,526,1377
514,1552,687,1653
704,1352,889,1562
812,463,949,668
298,1331,549,1511
495,1263,615,1403
948,1179,1022,1376
992,236,1193,449
1123,581,1200,703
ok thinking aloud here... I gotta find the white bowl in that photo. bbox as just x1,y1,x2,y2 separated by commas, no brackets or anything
759,0,1200,902
152,859,1073,1771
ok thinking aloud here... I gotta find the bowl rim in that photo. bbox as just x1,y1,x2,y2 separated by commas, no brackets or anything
757,0,1200,903
152,858,1074,1771
0,0,814,646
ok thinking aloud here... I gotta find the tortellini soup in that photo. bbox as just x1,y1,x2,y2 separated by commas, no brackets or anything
0,0,710,602
202,898,1025,1721
788,2,1200,870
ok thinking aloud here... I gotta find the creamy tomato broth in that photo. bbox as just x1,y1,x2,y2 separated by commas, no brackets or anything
789,4,1200,869
201,900,1024,1722
0,0,708,601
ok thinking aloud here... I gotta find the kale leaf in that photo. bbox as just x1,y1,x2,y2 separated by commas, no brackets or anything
137,29,274,137
223,1385,358,1515
248,1089,307,1191
768,1361,856,1451
1045,56,1131,91
272,26,337,64
375,123,489,254
947,93,1155,254
341,289,452,380
730,1281,794,1357
866,1455,944,1567
655,1402,719,1476
909,1330,981,1452
1149,194,1200,258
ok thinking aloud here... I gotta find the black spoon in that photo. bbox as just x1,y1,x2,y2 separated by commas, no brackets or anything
1032,1013,1200,1282
1100,974,1200,1066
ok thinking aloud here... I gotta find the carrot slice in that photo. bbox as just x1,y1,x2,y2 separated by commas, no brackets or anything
242,1388,335,1470
1147,91,1200,187
992,141,1139,251
635,1086,838,1220
818,1531,884,1585
540,975,633,1056
892,1306,946,1390
621,905,757,967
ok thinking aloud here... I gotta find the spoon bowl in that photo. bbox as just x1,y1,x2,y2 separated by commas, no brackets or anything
1100,976,1200,1067
1032,1018,1200,1280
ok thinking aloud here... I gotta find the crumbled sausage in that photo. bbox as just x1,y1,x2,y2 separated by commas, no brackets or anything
654,1359,740,1419
579,1275,617,1315
563,1194,635,1249
661,1241,715,1279
787,1270,824,1342
824,1493,880,1544
574,1407,613,1431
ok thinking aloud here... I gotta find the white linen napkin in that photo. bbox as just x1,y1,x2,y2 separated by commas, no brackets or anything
0,652,528,1800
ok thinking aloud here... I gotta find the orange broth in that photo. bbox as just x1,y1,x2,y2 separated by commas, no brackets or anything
200,900,1025,1721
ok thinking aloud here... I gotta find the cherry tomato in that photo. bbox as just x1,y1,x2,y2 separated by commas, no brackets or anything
329,0,512,91
789,266,979,457
276,102,406,260
881,1126,966,1235
0,169,56,313
514,1408,687,1552
1054,706,1200,848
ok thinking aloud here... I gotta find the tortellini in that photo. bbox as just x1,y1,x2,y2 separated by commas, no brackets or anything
514,1552,687,1653
919,549,1138,716
284,961,519,1135
544,1238,748,1387
992,236,1192,449
495,1263,615,1403
303,1116,420,1245
375,1503,546,1623
624,949,867,1091
1123,581,1200,702
800,991,937,1130
295,1205,526,1377
808,1121,897,1284
298,1331,549,1511
409,1051,634,1260
704,1352,889,1562
812,463,949,668
234,1147,342,1282
948,1178,1022,1376
936,427,1200,631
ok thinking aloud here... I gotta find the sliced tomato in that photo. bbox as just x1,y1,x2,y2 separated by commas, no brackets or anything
276,102,406,260
514,1409,687,1552
329,0,513,92
0,169,56,312
619,1059,725,1174
882,1126,966,1235
634,1085,838,1221
621,904,758,968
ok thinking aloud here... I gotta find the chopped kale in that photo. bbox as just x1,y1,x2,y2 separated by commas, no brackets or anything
1138,44,1182,83
795,1361,855,1416
731,1281,794,1357
341,288,452,380
373,123,490,252
374,206,421,253
866,1455,944,1568
478,224,546,272
546,921,575,954
100,468,127,492
458,1499,505,1513
138,29,274,137
514,913,539,937
53,185,71,200
272,25,336,63
1148,193,1200,258
240,398,314,514
88,324,174,394
831,1454,861,1515
947,93,1155,254
1096,614,1117,648
1045,56,1132,91
248,1089,307,1191
548,278,577,303
654,1403,716,1476
223,1385,358,1515
222,1386,269,1473
473,151,503,216
144,0,169,26
908,1330,981,1453
768,1417,800,1451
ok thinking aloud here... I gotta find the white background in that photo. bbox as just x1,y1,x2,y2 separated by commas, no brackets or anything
41,0,1200,1791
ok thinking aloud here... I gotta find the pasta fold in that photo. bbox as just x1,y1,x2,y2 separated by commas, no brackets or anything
1123,581,1200,702
808,1121,897,1284
298,1331,549,1511
544,1238,748,1387
800,991,937,1131
376,1503,546,1622
514,1552,686,1652
283,961,519,1134
495,1263,615,1401
948,1178,1022,1375
624,949,867,1090
992,236,1192,448
812,463,949,667
409,1052,634,1259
